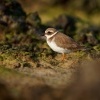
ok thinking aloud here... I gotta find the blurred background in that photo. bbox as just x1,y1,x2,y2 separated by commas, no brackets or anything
18,0,100,24
0,0,100,100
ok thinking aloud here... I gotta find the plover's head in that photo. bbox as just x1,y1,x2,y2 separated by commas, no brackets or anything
45,28,58,39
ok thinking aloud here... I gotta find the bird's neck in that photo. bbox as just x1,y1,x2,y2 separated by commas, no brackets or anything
47,31,59,40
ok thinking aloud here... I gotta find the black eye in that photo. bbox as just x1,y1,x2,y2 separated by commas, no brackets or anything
47,31,52,35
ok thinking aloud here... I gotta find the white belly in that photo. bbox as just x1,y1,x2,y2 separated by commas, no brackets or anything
47,39,71,54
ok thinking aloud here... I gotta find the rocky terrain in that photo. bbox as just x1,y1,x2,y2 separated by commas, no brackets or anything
0,0,100,100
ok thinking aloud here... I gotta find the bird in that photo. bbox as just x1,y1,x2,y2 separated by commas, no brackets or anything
45,28,84,61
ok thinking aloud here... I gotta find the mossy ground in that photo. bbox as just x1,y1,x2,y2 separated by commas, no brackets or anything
0,29,100,99
0,37,100,99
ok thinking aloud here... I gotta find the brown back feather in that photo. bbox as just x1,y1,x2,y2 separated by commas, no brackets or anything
54,32,83,51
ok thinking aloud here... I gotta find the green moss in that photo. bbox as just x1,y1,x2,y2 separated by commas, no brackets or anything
72,51,86,59
93,45,100,51
0,56,3,61
0,66,19,76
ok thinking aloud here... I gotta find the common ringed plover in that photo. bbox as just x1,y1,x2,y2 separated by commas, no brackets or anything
45,28,84,61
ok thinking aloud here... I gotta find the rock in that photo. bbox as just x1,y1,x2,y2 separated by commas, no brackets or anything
75,26,100,45
47,14,77,37
86,32,98,45
3,0,26,17
0,0,27,33
26,12,41,27
26,12,47,36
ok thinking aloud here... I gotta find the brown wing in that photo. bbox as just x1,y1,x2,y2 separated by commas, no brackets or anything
54,32,83,51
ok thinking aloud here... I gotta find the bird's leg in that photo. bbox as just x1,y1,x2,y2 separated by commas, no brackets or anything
62,53,66,61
